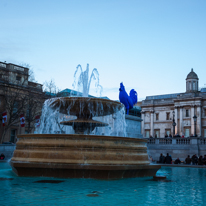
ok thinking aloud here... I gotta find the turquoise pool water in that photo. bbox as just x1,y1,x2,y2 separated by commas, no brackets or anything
0,163,206,206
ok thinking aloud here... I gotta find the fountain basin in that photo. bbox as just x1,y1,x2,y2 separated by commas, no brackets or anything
10,134,160,179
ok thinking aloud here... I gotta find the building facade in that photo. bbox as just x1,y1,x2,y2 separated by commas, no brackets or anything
0,61,44,143
140,69,206,138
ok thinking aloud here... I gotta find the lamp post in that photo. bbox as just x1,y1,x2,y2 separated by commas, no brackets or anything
172,111,176,137
193,115,197,137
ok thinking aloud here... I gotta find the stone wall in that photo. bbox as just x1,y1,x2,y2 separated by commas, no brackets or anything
0,145,16,161
147,138,206,162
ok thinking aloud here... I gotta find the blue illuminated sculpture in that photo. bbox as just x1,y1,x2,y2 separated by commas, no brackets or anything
119,83,138,114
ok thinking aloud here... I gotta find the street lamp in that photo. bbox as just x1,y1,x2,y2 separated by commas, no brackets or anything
172,111,176,137
193,115,197,137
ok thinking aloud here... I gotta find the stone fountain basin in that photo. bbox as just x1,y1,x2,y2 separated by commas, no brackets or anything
10,134,160,179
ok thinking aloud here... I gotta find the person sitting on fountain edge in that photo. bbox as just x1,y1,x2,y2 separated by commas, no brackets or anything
165,153,172,164
185,155,192,165
159,153,165,163
0,153,5,160
174,158,181,164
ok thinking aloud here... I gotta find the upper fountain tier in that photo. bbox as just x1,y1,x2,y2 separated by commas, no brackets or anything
50,97,123,118
49,97,123,134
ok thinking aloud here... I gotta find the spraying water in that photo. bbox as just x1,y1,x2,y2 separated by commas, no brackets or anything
72,64,103,97
36,64,126,137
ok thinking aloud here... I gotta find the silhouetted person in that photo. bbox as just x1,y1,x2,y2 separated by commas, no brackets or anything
0,153,5,160
174,158,181,164
185,155,192,165
159,153,165,163
191,154,198,165
165,153,172,164
198,156,203,165
202,155,206,165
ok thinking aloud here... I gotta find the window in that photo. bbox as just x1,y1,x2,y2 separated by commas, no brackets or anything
0,74,2,79
186,109,189,117
205,109,206,117
155,130,160,138
156,113,159,121
10,129,16,142
193,82,196,90
166,112,170,120
165,130,171,136
16,76,21,81
185,128,190,137
204,129,206,138
145,130,150,138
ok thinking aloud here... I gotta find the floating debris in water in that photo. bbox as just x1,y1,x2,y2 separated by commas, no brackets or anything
0,178,13,181
91,191,102,194
34,180,64,183
87,194,99,197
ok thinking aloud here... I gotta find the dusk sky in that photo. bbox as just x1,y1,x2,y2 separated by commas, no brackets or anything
1,0,206,100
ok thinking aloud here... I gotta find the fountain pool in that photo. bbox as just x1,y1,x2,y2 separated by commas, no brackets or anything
1,162,206,206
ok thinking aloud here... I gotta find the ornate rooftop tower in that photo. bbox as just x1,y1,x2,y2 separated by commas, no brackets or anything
186,68,199,93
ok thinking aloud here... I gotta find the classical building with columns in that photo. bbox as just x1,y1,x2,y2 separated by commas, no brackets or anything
140,69,206,138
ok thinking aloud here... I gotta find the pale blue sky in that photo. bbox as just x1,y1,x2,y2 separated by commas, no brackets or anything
1,0,206,100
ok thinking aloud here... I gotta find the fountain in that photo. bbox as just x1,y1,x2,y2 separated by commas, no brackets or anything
10,64,160,179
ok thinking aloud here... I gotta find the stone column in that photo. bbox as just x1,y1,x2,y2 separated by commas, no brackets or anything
197,106,202,137
150,111,154,137
191,106,194,136
141,112,145,137
175,107,178,134
179,107,183,135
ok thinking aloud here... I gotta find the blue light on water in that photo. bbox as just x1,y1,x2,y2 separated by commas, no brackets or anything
0,163,206,206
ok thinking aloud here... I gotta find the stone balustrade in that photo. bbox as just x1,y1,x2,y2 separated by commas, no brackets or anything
147,137,206,145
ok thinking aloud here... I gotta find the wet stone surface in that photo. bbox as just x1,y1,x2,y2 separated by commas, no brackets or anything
146,179,173,182
0,178,13,181
34,180,64,184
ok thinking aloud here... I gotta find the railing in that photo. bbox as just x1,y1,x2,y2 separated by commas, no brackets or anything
176,138,190,144
0,62,6,68
159,139,172,144
147,139,156,144
13,65,24,71
198,138,206,145
146,137,205,145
